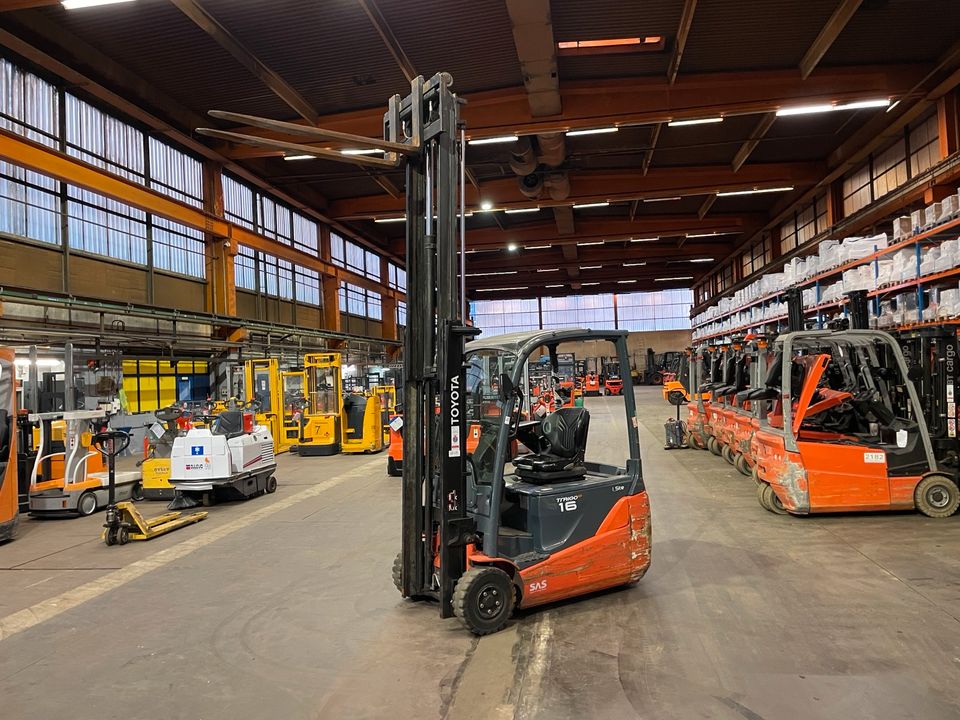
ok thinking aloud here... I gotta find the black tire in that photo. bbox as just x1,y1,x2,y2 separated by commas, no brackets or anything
708,437,722,456
756,481,771,511
751,464,761,485
452,566,515,636
387,456,402,477
722,444,735,464
604,388,610,396
130,482,145,502
105,527,117,546
77,491,98,517
117,527,130,545
392,552,403,594
761,483,788,515
914,474,960,518
683,430,693,447
265,476,278,494
735,453,751,477
201,493,213,507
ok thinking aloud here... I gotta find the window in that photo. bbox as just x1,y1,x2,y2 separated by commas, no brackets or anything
397,300,407,327
235,245,256,290
67,185,148,264
296,266,321,306
389,262,406,291
471,298,540,335
365,249,381,281
153,217,205,278
258,194,292,246
542,295,615,330
223,173,255,229
780,214,797,254
872,139,907,199
292,213,319,256
149,138,202,208
842,163,872,216
910,113,939,177
330,231,345,267
258,254,293,300
65,94,145,183
617,290,692,331
339,282,382,319
0,57,59,146
367,289,382,319
345,239,365,275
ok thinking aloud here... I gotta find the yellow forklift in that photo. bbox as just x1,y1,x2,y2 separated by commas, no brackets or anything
341,386,386,454
296,353,342,456
244,358,299,454
371,384,397,446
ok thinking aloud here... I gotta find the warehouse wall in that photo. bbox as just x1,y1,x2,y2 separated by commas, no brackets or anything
546,329,692,371
0,237,205,311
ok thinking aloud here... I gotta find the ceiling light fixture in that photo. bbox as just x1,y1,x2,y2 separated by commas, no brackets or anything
480,200,494,211
572,202,610,209
506,242,518,251
545,284,564,288
581,282,600,286
466,271,518,277
580,265,602,270
685,231,737,238
526,244,552,250
716,186,794,197
576,240,604,246
668,117,723,127
643,196,682,203
536,268,560,273
504,207,540,214
477,286,528,292
341,148,383,155
62,0,134,8
775,104,835,117
283,154,315,161
629,237,659,243
688,258,715,263
468,135,519,145
624,262,647,267
566,127,619,137
618,280,637,284
374,216,406,223
654,276,693,282
837,98,891,111
777,98,890,117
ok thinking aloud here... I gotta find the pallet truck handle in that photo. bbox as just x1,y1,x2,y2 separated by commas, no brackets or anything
90,430,131,458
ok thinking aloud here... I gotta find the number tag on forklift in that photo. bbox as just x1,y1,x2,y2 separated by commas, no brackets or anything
390,416,404,432
863,451,885,464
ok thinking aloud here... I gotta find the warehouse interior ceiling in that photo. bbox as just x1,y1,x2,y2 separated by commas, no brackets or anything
2,0,960,300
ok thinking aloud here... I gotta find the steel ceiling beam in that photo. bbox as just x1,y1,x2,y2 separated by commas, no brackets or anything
799,0,865,80
358,0,417,82
667,0,698,84
329,163,822,218
642,123,663,176
732,112,777,172
218,65,925,154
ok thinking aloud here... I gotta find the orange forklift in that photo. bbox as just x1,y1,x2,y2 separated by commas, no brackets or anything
0,348,18,542
752,329,956,517
208,73,653,635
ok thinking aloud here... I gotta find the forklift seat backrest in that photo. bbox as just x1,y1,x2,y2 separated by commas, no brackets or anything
344,394,367,437
214,411,245,439
541,407,589,459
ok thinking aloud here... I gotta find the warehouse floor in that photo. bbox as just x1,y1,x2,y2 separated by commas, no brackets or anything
2,388,960,719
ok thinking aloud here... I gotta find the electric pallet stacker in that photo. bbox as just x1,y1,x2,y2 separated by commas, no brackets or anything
197,72,652,635
0,348,18,542
751,329,958,517
244,358,297,455
296,353,342,456
662,349,691,405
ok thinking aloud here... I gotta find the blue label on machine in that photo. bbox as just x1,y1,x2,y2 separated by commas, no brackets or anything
191,446,205,456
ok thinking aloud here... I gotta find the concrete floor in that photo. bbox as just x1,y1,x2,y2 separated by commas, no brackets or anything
2,387,960,719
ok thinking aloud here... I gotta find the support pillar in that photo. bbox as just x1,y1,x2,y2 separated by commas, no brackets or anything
323,274,342,332
202,162,237,317
382,293,398,341
937,88,959,160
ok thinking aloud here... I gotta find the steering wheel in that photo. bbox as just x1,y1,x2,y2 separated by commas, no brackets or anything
91,430,131,458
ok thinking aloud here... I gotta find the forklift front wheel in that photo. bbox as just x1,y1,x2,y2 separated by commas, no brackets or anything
708,437,722,456
387,456,402,477
914,474,960,518
131,482,145,502
721,444,735,464
735,453,751,477
265,476,278,494
77,491,98,517
453,566,515,636
392,552,403,594
117,527,130,545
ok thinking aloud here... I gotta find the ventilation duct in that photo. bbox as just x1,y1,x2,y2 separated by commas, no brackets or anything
543,172,570,201
519,173,544,199
509,136,538,176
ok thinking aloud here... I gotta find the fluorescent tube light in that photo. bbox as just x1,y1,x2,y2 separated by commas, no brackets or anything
629,237,659,243
536,268,560,273
654,276,693,282
566,127,619,137
480,200,494,211
284,154,315,161
466,271,518,277
668,117,723,127
374,217,406,223
617,280,637,284
581,282,600,286
576,241,604,246
776,104,835,117
506,243,518,251
62,0,134,8
468,135,519,145
716,186,793,197
477,286,528,292
545,284,564,288
837,99,891,111
624,262,647,267
686,231,737,238
341,148,383,155
572,202,610,209
688,258,715,263
526,244,552,250
580,265,602,270
643,196,682,203
504,207,540,214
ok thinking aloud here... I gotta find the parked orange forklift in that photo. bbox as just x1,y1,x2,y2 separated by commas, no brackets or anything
602,360,624,396
0,348,18,542
752,329,956,517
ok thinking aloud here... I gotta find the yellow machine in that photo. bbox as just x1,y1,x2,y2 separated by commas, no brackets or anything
371,384,397,446
140,405,185,500
244,358,297,454
341,388,385,454
296,353,342,456
282,369,307,448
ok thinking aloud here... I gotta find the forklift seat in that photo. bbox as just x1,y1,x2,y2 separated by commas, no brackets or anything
213,411,246,440
512,407,589,483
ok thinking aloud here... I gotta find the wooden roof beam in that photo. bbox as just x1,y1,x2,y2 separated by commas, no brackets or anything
732,112,777,172
799,0,864,79
667,0,698,84
358,0,416,83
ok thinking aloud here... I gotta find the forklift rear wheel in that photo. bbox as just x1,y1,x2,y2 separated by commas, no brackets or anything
756,482,771,511
265,476,278,494
735,453,751,477
914,474,960,518
117,527,130,545
387,456,402,477
453,566,515,636
105,527,118,546
721,444,734,464
130,482,145,502
708,437,722,456
683,430,693,448
77,491,98,517
760,484,788,515
392,552,403,594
